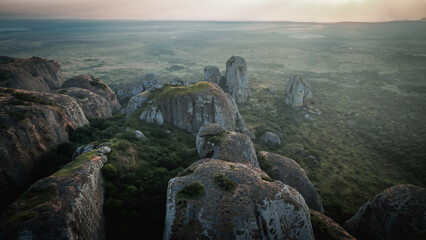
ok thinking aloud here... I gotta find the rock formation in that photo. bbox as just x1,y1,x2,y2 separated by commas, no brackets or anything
221,56,250,104
61,74,121,113
130,81,247,133
285,75,313,108
204,66,222,85
140,106,164,126
164,159,314,240
115,82,145,99
260,131,281,146
0,88,89,211
54,87,113,119
196,123,259,168
259,151,324,212
310,210,356,240
125,92,150,118
0,150,108,240
0,56,65,92
345,184,426,240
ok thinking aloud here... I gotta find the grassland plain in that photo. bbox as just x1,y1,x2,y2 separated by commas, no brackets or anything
1,20,425,228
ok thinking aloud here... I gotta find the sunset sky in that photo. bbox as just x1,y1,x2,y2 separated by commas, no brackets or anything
0,0,425,22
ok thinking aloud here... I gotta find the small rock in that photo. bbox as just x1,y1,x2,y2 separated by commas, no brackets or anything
304,113,310,119
140,106,164,126
134,130,146,139
204,66,222,84
285,75,312,108
244,131,256,140
198,123,224,137
98,146,111,155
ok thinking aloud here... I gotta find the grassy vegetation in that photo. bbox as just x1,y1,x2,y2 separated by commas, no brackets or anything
89,78,108,90
205,132,229,145
148,81,210,100
12,92,52,105
53,151,98,177
261,175,275,182
310,212,339,240
177,182,205,200
213,173,237,192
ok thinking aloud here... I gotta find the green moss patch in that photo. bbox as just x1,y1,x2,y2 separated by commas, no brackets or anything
6,211,38,225
149,81,210,100
53,150,97,177
17,183,58,211
311,213,339,240
90,78,108,90
213,173,237,192
178,166,196,177
177,182,205,200
261,175,275,182
12,92,52,105
205,132,229,145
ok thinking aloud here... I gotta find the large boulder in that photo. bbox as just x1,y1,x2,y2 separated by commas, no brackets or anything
204,66,222,85
344,184,426,240
260,131,281,146
115,82,145,99
54,87,114,119
259,151,324,212
0,88,89,213
125,92,150,118
0,56,65,92
61,74,121,113
133,81,247,133
196,124,259,168
164,159,314,240
0,150,107,240
285,75,312,108
221,56,250,104
310,210,356,240
140,106,164,126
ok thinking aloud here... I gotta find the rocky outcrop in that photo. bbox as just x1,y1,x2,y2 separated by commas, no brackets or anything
259,151,324,212
164,159,314,240
344,184,426,240
221,56,250,104
115,82,145,99
61,74,121,113
125,92,150,118
311,210,356,240
285,75,312,108
0,150,107,240
54,87,113,119
0,88,89,212
196,124,259,168
260,131,281,146
204,66,222,85
134,81,247,133
140,106,164,126
0,56,65,92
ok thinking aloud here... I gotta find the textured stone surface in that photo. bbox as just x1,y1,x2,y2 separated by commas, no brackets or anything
125,92,150,118
140,106,164,126
0,151,107,240
285,75,312,108
115,82,144,99
164,159,314,240
345,184,426,240
61,74,121,113
198,123,224,137
138,82,247,133
0,88,89,211
204,66,222,85
260,131,281,146
259,151,324,212
196,130,259,168
54,87,113,119
0,56,65,92
311,210,356,240
221,56,250,104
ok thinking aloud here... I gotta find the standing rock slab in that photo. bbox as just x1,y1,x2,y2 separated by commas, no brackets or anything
164,159,314,240
221,56,250,104
259,151,324,212
285,75,312,108
0,151,107,240
344,184,426,240
204,66,222,85
140,106,164,126
196,124,259,168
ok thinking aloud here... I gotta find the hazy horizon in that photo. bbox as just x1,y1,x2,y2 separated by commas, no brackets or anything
1,0,425,23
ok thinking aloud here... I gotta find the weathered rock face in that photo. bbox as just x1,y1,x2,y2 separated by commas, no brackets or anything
196,124,259,168
284,75,312,108
61,74,121,113
311,210,356,240
221,56,250,104
259,151,324,212
260,131,281,146
140,106,164,126
125,92,150,118
0,150,107,240
115,82,145,99
54,87,113,119
204,66,222,85
344,184,426,240
164,159,314,240
0,88,89,212
136,81,247,133
0,56,66,92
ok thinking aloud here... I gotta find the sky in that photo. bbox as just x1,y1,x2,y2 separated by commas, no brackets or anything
0,0,425,22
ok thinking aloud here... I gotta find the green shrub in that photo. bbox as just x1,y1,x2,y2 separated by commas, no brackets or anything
12,92,51,105
177,182,205,200
103,164,119,179
90,78,107,90
261,175,275,182
213,173,237,192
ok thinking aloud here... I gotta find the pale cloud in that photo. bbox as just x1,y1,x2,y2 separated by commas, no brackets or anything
0,0,425,22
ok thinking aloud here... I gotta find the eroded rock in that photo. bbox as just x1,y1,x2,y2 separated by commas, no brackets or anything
204,66,222,85
285,75,312,108
260,131,281,146
164,159,314,240
221,56,250,104
311,210,356,240
140,106,164,126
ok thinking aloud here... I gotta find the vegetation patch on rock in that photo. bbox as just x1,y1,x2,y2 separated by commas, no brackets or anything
177,182,205,200
213,173,237,192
